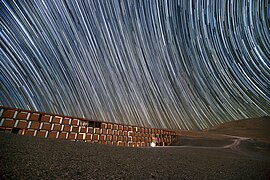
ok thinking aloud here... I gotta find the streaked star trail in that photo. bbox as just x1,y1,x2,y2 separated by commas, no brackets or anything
0,0,269,130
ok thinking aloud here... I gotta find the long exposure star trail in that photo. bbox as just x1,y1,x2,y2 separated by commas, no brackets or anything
0,0,269,130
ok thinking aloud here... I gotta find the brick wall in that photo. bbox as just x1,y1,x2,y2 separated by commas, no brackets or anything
0,107,179,147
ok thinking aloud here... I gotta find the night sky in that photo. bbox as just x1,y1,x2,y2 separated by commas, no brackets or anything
0,0,269,130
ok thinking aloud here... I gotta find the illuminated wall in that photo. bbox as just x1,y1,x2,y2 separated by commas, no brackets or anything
0,107,178,147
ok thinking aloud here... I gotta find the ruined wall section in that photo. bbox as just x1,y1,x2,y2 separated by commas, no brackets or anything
0,107,179,147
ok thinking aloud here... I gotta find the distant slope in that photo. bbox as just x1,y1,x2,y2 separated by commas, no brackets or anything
205,116,270,142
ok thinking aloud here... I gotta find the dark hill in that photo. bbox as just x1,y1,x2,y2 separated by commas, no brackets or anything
205,116,270,142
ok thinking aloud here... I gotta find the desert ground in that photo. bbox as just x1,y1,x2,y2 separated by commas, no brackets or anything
1,116,270,179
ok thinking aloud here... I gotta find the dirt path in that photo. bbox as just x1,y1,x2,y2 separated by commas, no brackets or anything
222,135,250,150
160,134,250,150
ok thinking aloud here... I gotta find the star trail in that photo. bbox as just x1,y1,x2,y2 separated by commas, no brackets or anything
0,0,269,130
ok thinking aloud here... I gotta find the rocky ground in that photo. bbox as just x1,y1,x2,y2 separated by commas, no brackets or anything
1,117,270,179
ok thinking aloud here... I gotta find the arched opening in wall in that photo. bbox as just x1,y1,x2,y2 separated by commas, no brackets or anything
79,120,88,126
95,122,101,128
88,121,101,128
11,128,20,134
11,128,26,135
88,121,94,127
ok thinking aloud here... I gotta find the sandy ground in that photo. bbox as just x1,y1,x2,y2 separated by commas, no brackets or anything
205,116,270,143
1,117,270,179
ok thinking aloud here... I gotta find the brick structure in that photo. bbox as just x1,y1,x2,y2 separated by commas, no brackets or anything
0,106,179,147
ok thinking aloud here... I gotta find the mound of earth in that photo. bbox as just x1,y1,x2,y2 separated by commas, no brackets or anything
205,116,270,142
170,136,234,147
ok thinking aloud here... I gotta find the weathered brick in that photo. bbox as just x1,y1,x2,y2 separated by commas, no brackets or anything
93,134,99,140
48,131,58,138
128,132,134,136
77,133,84,140
2,119,15,128
29,121,40,129
2,110,15,118
118,125,123,131
59,132,68,139
94,128,100,134
145,128,148,133
41,115,50,122
107,129,112,135
118,141,124,146
68,133,76,140
85,133,92,140
107,124,113,129
62,118,70,125
41,123,51,131
118,131,123,136
25,130,35,136
141,128,145,133
63,125,71,132
100,134,106,141
29,113,40,121
88,127,93,134
144,137,149,143
16,120,28,129
112,135,117,141
112,141,117,146
106,135,111,141
52,116,61,123
118,136,123,141
71,119,78,126
37,131,46,137
80,127,87,133
53,124,61,131
16,112,28,120
72,126,79,132
101,129,107,134
107,141,112,145
113,124,118,130
101,123,107,129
